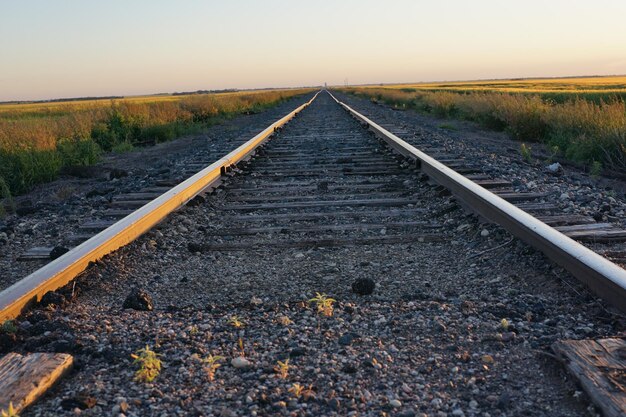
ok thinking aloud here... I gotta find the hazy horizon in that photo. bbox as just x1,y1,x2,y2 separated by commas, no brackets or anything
2,0,626,101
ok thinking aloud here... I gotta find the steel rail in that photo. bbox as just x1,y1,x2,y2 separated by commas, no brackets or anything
0,91,320,321
327,90,626,312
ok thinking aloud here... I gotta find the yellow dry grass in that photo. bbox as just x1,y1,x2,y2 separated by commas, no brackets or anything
363,75,626,95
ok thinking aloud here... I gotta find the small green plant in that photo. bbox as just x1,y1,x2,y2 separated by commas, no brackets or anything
228,315,244,328
288,383,316,400
438,123,457,131
1,402,19,417
0,177,14,218
500,318,510,330
238,337,245,356
289,383,304,398
131,345,162,383
548,145,560,162
590,160,602,177
308,292,336,317
202,354,223,382
1,320,17,334
274,359,290,379
111,141,134,154
520,143,532,163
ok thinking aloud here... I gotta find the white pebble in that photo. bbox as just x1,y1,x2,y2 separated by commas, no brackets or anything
231,357,252,369
389,399,402,408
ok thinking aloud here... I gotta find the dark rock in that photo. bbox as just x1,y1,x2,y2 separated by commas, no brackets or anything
50,339,75,353
61,395,97,410
289,347,306,358
61,165,101,179
398,411,416,417
317,181,329,191
338,333,358,346
40,291,67,308
86,187,115,198
15,200,38,216
352,278,375,295
0,332,17,353
341,364,357,374
107,168,128,179
328,398,341,410
49,246,69,260
497,392,511,409
123,289,154,311
188,242,203,253
186,195,206,207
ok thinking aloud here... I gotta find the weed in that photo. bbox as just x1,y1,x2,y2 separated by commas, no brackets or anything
1,320,17,334
289,383,316,400
228,315,244,328
274,359,290,379
0,403,18,417
189,325,198,336
500,318,510,330
0,176,14,217
308,292,336,317
238,337,245,356
131,345,162,383
520,143,532,163
202,354,223,382
111,141,134,154
438,123,457,131
590,160,602,177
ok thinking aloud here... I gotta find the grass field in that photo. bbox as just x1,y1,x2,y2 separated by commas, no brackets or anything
0,88,313,201
370,75,626,103
340,76,626,173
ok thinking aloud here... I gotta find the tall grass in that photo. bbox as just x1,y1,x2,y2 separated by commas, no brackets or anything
343,88,626,172
0,89,312,197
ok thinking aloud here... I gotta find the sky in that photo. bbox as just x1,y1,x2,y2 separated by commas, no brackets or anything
1,0,626,101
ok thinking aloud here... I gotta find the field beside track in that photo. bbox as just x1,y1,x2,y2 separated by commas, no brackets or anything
340,76,626,173
0,89,313,200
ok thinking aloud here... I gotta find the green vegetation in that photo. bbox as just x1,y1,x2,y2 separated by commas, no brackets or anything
342,84,626,172
520,143,532,163
228,315,245,328
308,292,336,317
131,345,162,383
274,359,290,379
202,354,223,382
1,320,17,334
0,89,312,199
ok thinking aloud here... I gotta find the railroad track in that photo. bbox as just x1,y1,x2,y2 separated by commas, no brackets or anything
1,90,625,416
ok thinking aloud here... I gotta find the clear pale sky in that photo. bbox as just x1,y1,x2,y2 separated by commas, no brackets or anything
2,0,626,101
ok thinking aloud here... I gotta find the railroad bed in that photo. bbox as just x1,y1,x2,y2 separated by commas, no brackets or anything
1,92,625,416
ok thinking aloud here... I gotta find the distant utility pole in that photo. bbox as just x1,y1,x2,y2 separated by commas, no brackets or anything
324,82,327,89
344,78,349,87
